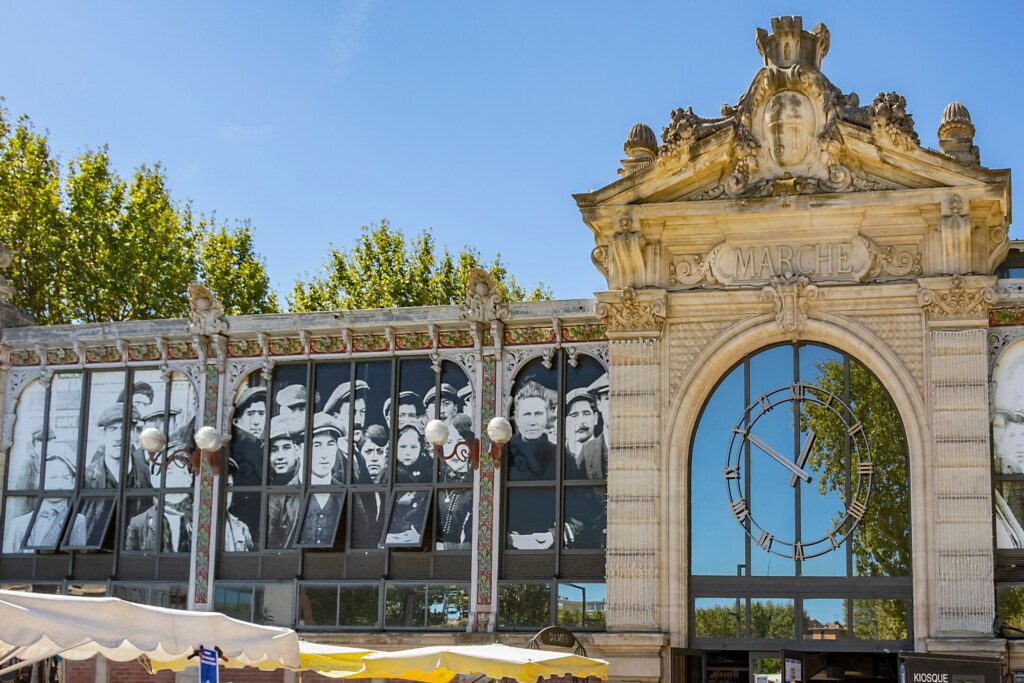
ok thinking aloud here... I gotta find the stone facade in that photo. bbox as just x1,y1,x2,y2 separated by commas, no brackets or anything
0,15,1021,683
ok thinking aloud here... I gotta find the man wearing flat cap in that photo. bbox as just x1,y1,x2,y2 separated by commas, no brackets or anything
3,454,87,552
458,384,474,419
276,384,309,418
324,379,369,459
297,414,346,547
86,403,150,489
12,426,55,492
230,386,267,486
309,413,344,486
564,388,599,479
267,415,304,486
577,374,609,480
125,447,194,553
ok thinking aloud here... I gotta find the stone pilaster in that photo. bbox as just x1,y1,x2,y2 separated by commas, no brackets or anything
919,275,997,638
598,288,665,631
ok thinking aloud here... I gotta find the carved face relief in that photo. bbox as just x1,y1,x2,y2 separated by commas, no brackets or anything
765,91,815,166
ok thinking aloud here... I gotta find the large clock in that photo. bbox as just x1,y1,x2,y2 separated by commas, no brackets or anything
724,381,873,559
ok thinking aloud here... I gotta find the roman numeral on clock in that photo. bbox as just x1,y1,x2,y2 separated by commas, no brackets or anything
756,530,774,551
848,422,864,437
857,461,873,475
793,541,804,561
731,499,749,521
848,500,867,519
723,466,740,480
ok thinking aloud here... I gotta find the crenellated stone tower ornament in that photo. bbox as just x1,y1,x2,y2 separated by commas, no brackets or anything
187,282,228,336
460,268,507,323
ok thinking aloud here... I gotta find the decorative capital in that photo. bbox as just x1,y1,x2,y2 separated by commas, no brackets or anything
760,273,821,337
595,287,666,339
918,275,998,323
188,282,228,336
461,268,507,323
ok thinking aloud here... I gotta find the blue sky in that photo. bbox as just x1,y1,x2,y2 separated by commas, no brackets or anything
2,2,1022,300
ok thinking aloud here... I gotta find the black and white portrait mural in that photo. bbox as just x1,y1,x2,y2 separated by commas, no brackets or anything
994,340,1024,548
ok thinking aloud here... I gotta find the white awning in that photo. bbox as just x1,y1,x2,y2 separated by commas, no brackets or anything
0,589,300,676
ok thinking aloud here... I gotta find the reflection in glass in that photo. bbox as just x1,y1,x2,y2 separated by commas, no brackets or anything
563,487,606,549
497,583,551,629
350,491,387,549
298,585,337,627
508,360,557,481
803,599,847,640
43,373,82,491
384,584,468,628
339,584,380,627
506,488,555,549
694,597,745,638
2,497,34,553
435,488,473,550
266,493,300,549
215,585,253,621
383,490,431,547
255,583,295,626
565,356,608,481
851,599,907,640
69,497,116,549
7,381,46,492
24,497,82,550
750,598,795,638
295,493,344,547
557,582,606,629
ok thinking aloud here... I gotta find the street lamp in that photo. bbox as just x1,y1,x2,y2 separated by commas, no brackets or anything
139,425,224,472
423,415,513,469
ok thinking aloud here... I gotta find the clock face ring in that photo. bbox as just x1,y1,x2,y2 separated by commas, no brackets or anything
724,381,873,560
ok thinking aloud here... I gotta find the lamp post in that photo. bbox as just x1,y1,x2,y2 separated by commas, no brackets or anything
139,425,225,473
423,416,513,469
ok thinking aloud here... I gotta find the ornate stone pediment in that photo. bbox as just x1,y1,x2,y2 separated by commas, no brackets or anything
188,282,227,337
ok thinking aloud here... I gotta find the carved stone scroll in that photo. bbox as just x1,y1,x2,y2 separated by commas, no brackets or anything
461,268,507,323
188,282,228,336
594,287,667,339
760,274,821,336
918,275,998,321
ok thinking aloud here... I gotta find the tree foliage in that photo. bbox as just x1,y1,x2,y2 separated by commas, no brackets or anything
0,102,277,324
288,219,551,312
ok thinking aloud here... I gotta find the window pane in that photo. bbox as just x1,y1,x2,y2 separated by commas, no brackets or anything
998,586,1024,632
255,583,294,627
229,378,267,486
266,494,300,549
8,381,46,491
3,497,35,553
127,370,163,490
215,585,253,621
994,408,1024,475
851,599,908,640
497,583,551,629
70,497,116,549
124,496,159,552
350,491,386,549
397,359,432,430
339,584,380,627
298,585,338,627
151,584,188,609
224,491,259,552
508,359,557,481
161,492,193,553
355,360,392,451
296,493,344,547
563,487,606,549
426,584,469,628
438,361,473,483
308,413,344,487
750,598,795,638
23,498,73,550
691,366,745,575
557,582,606,629
383,490,431,547
316,363,354,482
803,598,847,640
564,355,607,481
436,488,472,551
395,423,432,484
385,584,428,627
506,488,555,550
44,373,82,492
268,365,307,486
694,597,745,638
85,371,145,488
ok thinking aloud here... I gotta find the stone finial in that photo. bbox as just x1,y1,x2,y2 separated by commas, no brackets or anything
187,282,228,336
938,101,980,165
755,16,830,70
0,242,14,304
619,123,658,177
461,268,507,323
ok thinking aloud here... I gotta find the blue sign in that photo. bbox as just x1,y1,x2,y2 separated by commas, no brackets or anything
199,645,219,683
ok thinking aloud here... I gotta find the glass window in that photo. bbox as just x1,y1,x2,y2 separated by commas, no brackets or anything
383,489,432,547
750,598,795,639
851,599,908,640
993,340,1024,551
294,493,344,547
384,583,469,629
694,597,745,639
338,584,380,627
803,598,847,640
297,584,338,627
497,583,551,630
557,582,606,630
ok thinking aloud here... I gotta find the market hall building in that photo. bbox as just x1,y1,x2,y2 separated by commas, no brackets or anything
2,15,1024,683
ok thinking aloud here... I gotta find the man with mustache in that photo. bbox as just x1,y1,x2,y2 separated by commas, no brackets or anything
564,388,599,479
577,374,609,480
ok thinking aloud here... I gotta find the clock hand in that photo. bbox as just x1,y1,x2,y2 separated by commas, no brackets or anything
747,433,811,483
789,429,817,487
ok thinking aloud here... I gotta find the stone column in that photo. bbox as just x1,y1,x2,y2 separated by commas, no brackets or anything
596,287,666,631
918,275,1000,645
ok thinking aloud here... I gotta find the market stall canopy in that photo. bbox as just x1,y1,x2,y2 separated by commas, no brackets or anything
149,641,375,676
0,589,300,676
350,643,609,683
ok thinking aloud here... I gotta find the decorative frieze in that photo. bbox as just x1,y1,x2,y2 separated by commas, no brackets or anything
918,275,998,322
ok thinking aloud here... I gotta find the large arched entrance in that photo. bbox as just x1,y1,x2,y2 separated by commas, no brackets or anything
682,341,913,683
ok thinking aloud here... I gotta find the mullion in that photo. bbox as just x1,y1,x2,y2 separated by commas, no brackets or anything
793,345,801,577
844,356,853,579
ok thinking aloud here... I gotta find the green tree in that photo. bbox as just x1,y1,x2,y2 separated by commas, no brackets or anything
198,219,278,315
0,108,67,324
289,220,551,312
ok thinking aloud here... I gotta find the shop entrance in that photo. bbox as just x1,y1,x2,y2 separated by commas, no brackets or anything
672,649,900,683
